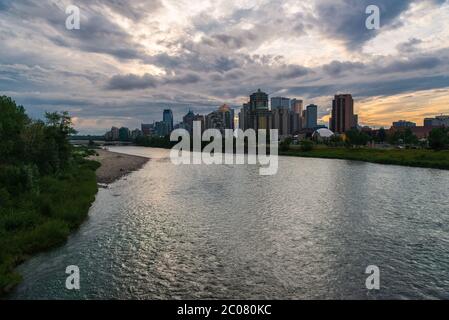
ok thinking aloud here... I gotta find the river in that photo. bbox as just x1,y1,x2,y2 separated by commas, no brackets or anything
8,147,449,299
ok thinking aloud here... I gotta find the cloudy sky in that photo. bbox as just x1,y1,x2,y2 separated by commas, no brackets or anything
1,0,449,134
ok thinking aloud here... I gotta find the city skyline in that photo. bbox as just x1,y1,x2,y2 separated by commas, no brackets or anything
1,0,449,134
100,89,448,142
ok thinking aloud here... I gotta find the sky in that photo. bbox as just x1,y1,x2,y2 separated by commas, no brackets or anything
1,0,449,134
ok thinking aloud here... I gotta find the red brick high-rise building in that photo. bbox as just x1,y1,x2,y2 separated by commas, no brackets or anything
330,94,358,133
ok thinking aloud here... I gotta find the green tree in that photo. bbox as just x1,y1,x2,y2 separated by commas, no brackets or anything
403,128,419,145
280,137,293,152
377,128,387,143
42,112,77,173
428,127,449,151
0,96,30,163
300,140,314,152
328,134,344,147
345,129,369,147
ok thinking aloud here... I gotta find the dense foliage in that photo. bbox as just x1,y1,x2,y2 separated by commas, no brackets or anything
345,129,370,147
281,147,449,170
135,135,175,149
428,127,449,151
0,96,99,294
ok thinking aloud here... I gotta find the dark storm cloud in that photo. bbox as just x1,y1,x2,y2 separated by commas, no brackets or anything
0,0,150,62
165,73,202,85
381,56,443,73
314,0,447,48
106,72,203,90
0,0,13,11
210,31,260,50
107,74,158,90
47,9,147,61
322,61,366,76
354,75,449,97
397,38,423,53
276,65,311,79
79,0,163,21
287,74,449,99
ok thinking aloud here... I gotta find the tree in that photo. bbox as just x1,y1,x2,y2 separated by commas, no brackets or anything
300,140,314,152
377,128,386,143
428,127,449,151
387,130,402,145
280,137,292,152
403,128,419,145
345,129,369,147
328,134,344,147
0,96,30,163
42,112,77,173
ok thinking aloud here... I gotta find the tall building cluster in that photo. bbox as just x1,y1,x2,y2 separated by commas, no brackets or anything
239,89,326,137
104,89,363,141
104,89,449,143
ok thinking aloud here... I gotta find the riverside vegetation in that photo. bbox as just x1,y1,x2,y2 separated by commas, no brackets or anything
136,127,449,170
0,96,100,294
280,128,449,170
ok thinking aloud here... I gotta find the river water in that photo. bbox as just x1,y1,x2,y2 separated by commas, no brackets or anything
8,147,449,299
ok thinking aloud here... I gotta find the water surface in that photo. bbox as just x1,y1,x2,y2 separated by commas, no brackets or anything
9,147,449,299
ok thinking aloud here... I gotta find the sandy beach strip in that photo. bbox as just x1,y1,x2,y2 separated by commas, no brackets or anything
88,149,149,184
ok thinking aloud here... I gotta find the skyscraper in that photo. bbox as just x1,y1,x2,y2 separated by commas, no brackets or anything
291,99,303,114
290,99,303,133
163,109,174,133
273,108,290,136
111,126,119,140
239,103,250,130
205,104,234,133
330,94,357,133
304,104,318,129
141,123,154,136
183,110,195,134
271,97,290,110
243,89,272,132
250,89,269,111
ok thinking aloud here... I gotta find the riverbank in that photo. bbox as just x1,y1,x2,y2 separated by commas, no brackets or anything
280,147,449,170
0,158,100,295
88,149,149,184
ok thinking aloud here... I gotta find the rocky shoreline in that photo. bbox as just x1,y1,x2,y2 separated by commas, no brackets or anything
88,149,149,184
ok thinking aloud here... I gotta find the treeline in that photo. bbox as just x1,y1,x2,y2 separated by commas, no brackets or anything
135,135,175,149
314,128,449,150
0,96,99,294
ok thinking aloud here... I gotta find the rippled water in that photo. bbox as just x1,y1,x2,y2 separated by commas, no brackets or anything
8,147,449,299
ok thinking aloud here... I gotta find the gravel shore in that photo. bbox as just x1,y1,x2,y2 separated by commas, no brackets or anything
88,149,149,184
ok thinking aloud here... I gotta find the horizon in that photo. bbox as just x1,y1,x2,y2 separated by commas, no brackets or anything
1,0,449,135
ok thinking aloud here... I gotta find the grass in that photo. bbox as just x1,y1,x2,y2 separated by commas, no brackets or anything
280,145,449,170
0,158,100,295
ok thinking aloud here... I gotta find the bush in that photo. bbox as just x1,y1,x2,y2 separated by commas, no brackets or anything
20,220,70,254
0,188,11,207
345,129,370,147
300,140,314,152
280,137,293,152
0,96,99,295
429,127,449,151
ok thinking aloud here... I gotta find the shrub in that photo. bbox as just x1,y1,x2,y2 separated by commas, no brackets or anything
20,220,70,254
300,140,314,152
429,127,449,151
